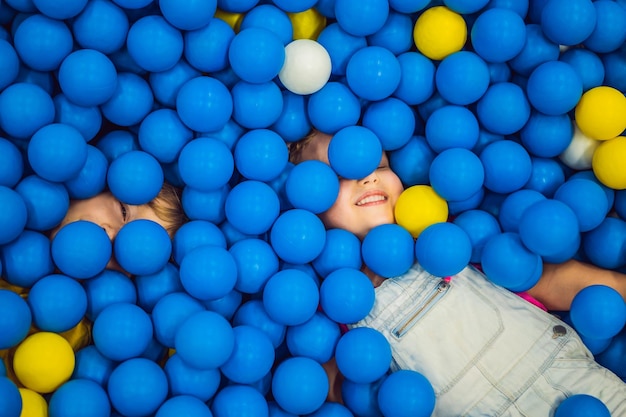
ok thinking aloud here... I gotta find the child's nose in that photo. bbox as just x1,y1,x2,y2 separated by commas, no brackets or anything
359,171,379,185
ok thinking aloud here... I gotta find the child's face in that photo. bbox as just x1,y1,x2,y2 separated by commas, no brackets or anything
298,132,405,239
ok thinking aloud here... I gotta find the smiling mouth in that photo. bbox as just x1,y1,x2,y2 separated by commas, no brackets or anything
356,194,387,206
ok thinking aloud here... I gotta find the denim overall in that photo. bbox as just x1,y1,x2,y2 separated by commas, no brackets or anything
350,263,626,416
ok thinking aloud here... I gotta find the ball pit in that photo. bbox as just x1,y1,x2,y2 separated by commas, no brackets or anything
0,1,626,416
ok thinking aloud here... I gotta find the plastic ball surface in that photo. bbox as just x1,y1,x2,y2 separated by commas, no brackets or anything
179,244,237,301
229,27,285,84
480,140,532,194
18,388,46,417
363,97,416,152
415,222,472,278
271,356,329,415
362,224,415,278
176,76,233,133
312,228,362,278
377,370,436,417
107,358,169,417
269,208,327,264
107,150,164,205
72,345,115,387
429,147,484,202
346,46,401,101
0,289,32,350
592,136,626,190
83,269,137,321
234,129,288,182
229,238,279,294
126,15,183,72
394,185,449,238
526,61,583,116
71,0,129,54
477,82,531,135
51,220,112,280
14,13,73,71
521,112,573,158
48,378,111,417
225,180,281,235
413,6,467,60
0,377,21,417
0,82,55,139
554,178,609,232
178,137,234,192
570,285,626,341
138,108,192,164
328,126,383,180
92,302,153,362
435,51,489,105
13,332,75,394
159,0,216,30
28,274,87,333
453,209,502,264
58,49,118,107
555,394,610,417
28,123,88,183
220,325,275,384
540,0,597,46
113,219,172,276
334,0,388,36
164,354,221,402
151,292,204,348
425,105,479,152
211,384,269,417
320,268,375,324
233,299,285,348
279,39,331,95
335,327,392,384
575,86,626,141
470,7,526,63
100,72,155,127
174,310,235,370
285,160,339,214
262,268,320,326
155,395,213,417
0,186,27,245
286,311,341,363
0,138,23,188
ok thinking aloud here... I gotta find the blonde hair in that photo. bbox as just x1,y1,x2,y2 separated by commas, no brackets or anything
148,182,187,238
288,129,318,165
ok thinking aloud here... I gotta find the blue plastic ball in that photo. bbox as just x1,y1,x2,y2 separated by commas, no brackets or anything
312,228,362,278
497,189,546,233
164,353,221,402
176,76,233,133
584,0,626,54
272,90,310,143
126,15,183,72
481,232,543,291
286,311,341,363
114,219,172,276
388,135,436,187
0,186,26,245
0,82,55,139
393,51,435,106
526,61,582,116
508,23,560,77
0,377,20,417
28,274,87,333
415,222,472,277
328,126,383,180
270,209,327,264
334,0,389,36
232,299,285,348
151,291,204,348
204,290,243,322
72,345,115,386
231,80,284,129
317,23,367,77
554,178,609,233
107,150,164,205
263,268,320,326
211,385,269,417
111,0,153,9
138,108,192,164
51,220,112,279
158,0,216,30
367,11,413,55
54,94,102,142
477,82,531,135
183,17,234,73
92,302,153,361
471,7,526,63
13,14,73,71
134,263,182,313
235,129,288,182
71,0,129,54
285,160,339,214
241,4,292,44
220,325,275,384
425,105,480,152
108,358,169,417
320,267,375,324
83,270,137,321
524,157,565,199
0,289,32,350
555,394,610,417
272,356,329,415
155,395,212,417
172,220,226,265
378,370,435,417
149,59,199,108
28,123,88,183
178,137,234,192
58,49,118,107
175,310,235,370
229,27,285,84
1,230,54,287
33,0,87,18
345,46,401,101
225,180,281,235
335,327,392,384
571,285,626,341
436,51,490,105
453,209,501,264
341,378,384,417
229,238,279,294
179,244,237,301
479,140,532,194
519,199,580,259
520,111,573,158
307,402,354,417
49,378,110,417
182,185,229,224
560,48,604,92
362,224,414,278
0,39,19,91
362,97,415,151
0,138,23,188
307,81,361,133
540,0,597,46
100,72,154,127
429,147,484,202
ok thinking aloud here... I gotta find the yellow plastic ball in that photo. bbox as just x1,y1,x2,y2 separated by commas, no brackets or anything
575,86,626,141
395,185,449,238
592,136,626,190
288,8,327,40
13,332,75,394
19,388,48,417
413,6,467,60
214,9,244,31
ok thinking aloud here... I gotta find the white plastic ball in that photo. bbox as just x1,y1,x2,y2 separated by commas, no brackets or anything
559,122,601,170
278,39,331,95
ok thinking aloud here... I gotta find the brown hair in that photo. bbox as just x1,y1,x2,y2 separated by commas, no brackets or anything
287,129,318,165
148,182,187,238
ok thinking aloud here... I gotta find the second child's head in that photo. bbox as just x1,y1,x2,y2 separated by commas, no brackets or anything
289,129,404,239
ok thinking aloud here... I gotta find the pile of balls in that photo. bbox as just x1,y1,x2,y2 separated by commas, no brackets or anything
1,0,626,416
